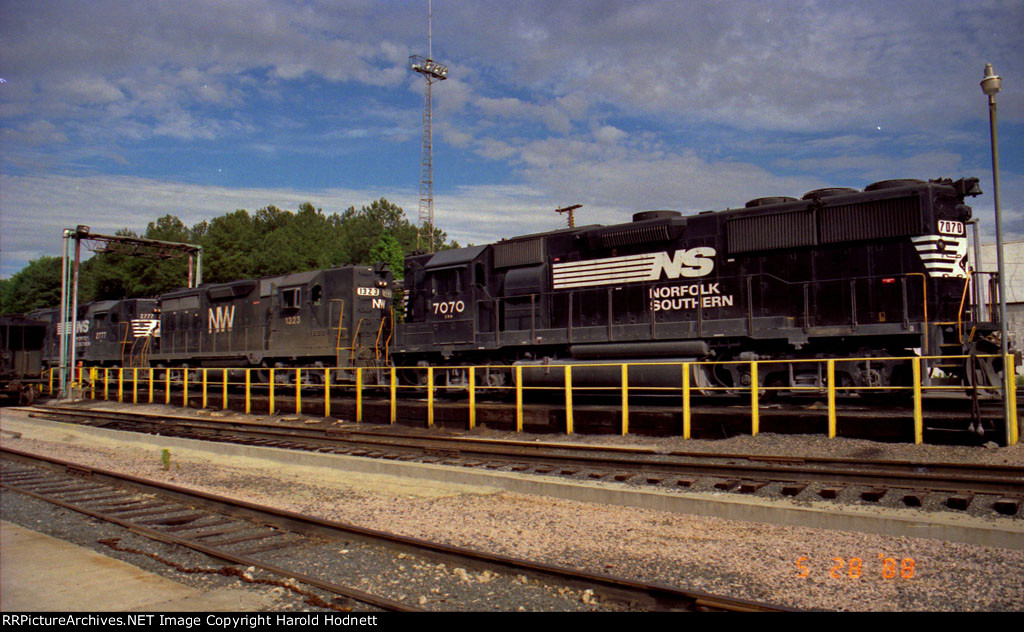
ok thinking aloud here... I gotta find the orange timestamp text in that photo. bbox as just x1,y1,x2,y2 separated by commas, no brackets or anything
796,555,915,579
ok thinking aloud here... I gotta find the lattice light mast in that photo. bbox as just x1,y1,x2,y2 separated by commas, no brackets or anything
409,1,447,253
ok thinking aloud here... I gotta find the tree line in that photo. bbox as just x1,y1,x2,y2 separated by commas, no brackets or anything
0,198,455,315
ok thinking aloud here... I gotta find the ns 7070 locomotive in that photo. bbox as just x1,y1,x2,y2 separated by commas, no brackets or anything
395,177,1009,394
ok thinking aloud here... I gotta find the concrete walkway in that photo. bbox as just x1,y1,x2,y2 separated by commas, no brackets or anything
0,522,278,611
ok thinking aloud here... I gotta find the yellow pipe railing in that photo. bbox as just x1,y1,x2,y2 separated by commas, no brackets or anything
44,353,1018,446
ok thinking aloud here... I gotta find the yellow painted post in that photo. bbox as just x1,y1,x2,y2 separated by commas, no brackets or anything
133,368,138,404
912,357,923,444
750,361,759,436
90,368,97,399
682,363,691,439
564,365,574,435
356,368,363,423
827,360,836,438
104,368,109,400
296,369,302,415
268,368,275,415
202,369,208,409
222,369,228,410
324,369,331,418
515,365,523,432
244,370,251,414
468,366,476,430
164,369,170,404
621,364,629,436
426,367,434,427
148,368,154,403
117,369,123,403
1006,353,1018,446
182,368,189,408
390,367,397,424
49,368,54,395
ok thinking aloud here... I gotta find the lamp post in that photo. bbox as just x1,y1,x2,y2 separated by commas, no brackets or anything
980,63,1015,443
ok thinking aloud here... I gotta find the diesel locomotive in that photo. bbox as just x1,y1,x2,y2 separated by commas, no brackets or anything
25,176,1014,400
394,177,1009,394
155,264,393,381
33,264,394,384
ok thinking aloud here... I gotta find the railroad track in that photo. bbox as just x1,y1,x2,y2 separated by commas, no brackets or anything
20,404,1024,517
0,446,790,612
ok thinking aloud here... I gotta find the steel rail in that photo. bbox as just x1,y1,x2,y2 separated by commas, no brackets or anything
23,405,1024,497
0,446,794,612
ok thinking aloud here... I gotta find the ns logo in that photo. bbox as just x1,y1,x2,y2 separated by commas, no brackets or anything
208,306,235,334
648,247,716,280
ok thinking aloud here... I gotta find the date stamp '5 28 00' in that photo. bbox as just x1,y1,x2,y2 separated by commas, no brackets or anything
797,556,916,579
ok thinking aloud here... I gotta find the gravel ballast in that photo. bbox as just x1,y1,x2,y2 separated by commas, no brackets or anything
2,405,1023,611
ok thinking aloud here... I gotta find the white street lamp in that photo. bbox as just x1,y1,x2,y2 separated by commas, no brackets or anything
980,63,1016,444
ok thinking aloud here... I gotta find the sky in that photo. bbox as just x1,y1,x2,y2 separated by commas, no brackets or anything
2,0,1023,278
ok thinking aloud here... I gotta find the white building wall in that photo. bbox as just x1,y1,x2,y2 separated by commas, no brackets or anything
978,240,1023,374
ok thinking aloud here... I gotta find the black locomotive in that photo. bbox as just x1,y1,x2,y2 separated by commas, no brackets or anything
395,177,1006,393
31,299,159,369
0,315,47,404
33,264,395,385
154,264,393,381
26,176,1012,400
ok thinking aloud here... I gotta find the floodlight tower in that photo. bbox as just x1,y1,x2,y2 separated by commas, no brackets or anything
410,0,448,253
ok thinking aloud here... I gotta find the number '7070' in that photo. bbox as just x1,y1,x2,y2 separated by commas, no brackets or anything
433,300,466,315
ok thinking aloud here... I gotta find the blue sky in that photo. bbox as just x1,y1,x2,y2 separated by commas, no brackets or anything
2,0,1022,278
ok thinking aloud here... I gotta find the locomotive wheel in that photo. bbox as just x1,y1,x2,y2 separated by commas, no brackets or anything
856,361,913,402
18,385,36,406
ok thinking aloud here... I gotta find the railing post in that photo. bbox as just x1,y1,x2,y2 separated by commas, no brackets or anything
164,369,170,405
222,369,228,410
1006,353,1018,446
750,361,759,436
118,368,123,403
133,368,138,404
182,368,188,408
356,367,363,423
621,363,629,436
324,369,331,418
564,365,574,435
912,357,923,444
104,368,109,401
245,369,251,414
268,368,275,415
827,360,837,438
149,368,154,403
296,368,302,415
202,369,208,409
90,368,96,399
426,367,433,427
49,368,54,395
682,362,691,439
390,367,397,424
515,365,523,432
468,366,476,430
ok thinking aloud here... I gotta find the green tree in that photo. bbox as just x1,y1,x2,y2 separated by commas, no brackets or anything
368,233,405,280
0,257,64,314
200,210,259,283
126,215,200,296
255,203,335,275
